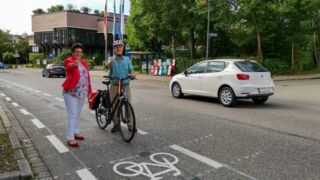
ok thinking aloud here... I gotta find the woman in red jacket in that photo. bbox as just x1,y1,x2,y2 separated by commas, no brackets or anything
62,43,92,147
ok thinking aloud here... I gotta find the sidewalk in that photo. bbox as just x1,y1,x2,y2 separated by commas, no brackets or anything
89,70,320,82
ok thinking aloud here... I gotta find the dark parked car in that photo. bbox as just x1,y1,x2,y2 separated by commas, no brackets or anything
42,64,66,78
0,62,8,69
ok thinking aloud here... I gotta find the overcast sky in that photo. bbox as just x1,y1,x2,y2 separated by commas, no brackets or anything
0,0,130,35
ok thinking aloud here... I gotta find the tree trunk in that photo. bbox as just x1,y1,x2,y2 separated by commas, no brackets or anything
172,36,176,59
251,11,263,61
313,20,320,68
291,43,295,71
189,27,196,59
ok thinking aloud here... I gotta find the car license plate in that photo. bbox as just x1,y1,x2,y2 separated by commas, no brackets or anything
258,88,272,94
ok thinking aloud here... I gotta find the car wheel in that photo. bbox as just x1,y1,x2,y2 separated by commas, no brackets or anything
171,82,184,98
219,86,237,107
252,96,268,104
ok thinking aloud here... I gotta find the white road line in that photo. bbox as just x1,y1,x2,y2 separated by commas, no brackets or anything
0,93,5,97
44,93,51,97
28,88,32,90
90,111,95,114
76,169,97,180
34,90,41,93
5,97,11,101
55,97,64,102
12,102,19,107
31,118,46,129
170,145,224,169
119,124,149,135
20,109,31,115
137,129,148,135
46,135,69,153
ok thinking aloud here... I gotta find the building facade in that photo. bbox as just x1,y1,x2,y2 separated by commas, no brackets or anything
32,11,127,58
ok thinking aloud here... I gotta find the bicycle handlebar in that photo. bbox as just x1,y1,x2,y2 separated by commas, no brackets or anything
103,76,136,80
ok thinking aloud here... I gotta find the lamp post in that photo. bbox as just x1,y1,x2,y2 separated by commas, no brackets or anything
13,50,20,69
206,0,211,60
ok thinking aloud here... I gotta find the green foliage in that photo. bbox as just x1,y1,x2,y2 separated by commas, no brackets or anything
47,5,64,13
29,53,45,64
127,0,320,74
32,8,45,15
57,48,72,61
2,52,14,64
175,57,203,74
86,59,94,70
262,59,292,75
81,7,91,14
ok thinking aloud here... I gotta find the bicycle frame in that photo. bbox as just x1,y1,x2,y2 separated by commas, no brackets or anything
106,79,129,122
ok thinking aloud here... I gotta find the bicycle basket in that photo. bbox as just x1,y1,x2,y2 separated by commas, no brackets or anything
89,91,101,110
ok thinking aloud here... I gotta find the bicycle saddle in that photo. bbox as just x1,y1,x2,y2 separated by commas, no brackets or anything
102,79,110,85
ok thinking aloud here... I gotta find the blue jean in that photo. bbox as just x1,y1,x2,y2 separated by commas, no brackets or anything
64,93,86,140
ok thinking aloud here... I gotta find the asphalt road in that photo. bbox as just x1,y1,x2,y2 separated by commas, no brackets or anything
0,68,320,180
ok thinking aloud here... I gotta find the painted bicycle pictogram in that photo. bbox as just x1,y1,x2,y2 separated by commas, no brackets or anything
113,152,181,180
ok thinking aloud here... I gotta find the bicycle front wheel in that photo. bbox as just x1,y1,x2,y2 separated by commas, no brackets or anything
117,102,136,142
95,100,109,129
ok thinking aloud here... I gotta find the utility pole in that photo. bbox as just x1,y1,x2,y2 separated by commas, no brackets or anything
206,0,211,60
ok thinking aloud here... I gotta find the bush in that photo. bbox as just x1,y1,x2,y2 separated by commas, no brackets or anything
175,57,203,74
29,53,45,64
262,59,292,75
87,59,94,70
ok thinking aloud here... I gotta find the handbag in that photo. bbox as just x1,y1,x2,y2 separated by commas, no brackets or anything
89,92,100,110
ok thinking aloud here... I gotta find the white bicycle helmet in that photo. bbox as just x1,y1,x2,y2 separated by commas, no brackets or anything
113,40,124,47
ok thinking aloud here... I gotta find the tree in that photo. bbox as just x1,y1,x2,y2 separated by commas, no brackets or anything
3,51,14,64
0,30,13,62
81,7,91,14
16,39,30,63
32,8,45,15
47,5,64,13
66,4,74,11
94,10,100,16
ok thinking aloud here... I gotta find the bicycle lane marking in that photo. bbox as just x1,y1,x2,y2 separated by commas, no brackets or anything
170,145,257,180
113,152,181,180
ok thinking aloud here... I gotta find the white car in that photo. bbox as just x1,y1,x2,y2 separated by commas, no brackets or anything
170,59,275,107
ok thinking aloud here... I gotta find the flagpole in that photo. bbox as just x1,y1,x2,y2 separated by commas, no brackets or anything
105,0,108,61
113,0,116,42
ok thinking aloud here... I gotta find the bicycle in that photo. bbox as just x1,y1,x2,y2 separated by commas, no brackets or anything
95,76,136,142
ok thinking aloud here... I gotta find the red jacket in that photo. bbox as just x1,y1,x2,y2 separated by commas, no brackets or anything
61,56,92,95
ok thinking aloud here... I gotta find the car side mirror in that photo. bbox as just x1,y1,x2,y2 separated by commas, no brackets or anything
184,71,188,76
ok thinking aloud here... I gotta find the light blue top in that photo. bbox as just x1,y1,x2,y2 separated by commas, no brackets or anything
107,56,133,85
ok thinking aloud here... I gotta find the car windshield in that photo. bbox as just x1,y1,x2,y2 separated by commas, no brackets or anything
234,61,268,72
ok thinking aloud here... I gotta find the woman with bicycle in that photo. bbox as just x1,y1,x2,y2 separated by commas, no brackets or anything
62,43,92,147
106,40,136,133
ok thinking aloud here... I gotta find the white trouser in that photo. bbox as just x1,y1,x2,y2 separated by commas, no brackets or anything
64,93,86,140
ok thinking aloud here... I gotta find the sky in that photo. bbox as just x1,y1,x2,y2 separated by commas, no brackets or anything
0,0,130,35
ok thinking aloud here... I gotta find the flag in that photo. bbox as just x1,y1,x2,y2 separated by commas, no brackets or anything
113,0,117,41
120,0,125,40
104,0,108,40
118,0,122,40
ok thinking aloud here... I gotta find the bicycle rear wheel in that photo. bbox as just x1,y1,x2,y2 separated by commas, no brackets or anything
117,102,136,142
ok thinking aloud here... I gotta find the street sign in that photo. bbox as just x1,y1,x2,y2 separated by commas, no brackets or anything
13,50,20,58
209,33,218,38
49,53,54,59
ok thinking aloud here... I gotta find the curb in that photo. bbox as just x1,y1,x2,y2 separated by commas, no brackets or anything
0,102,33,180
